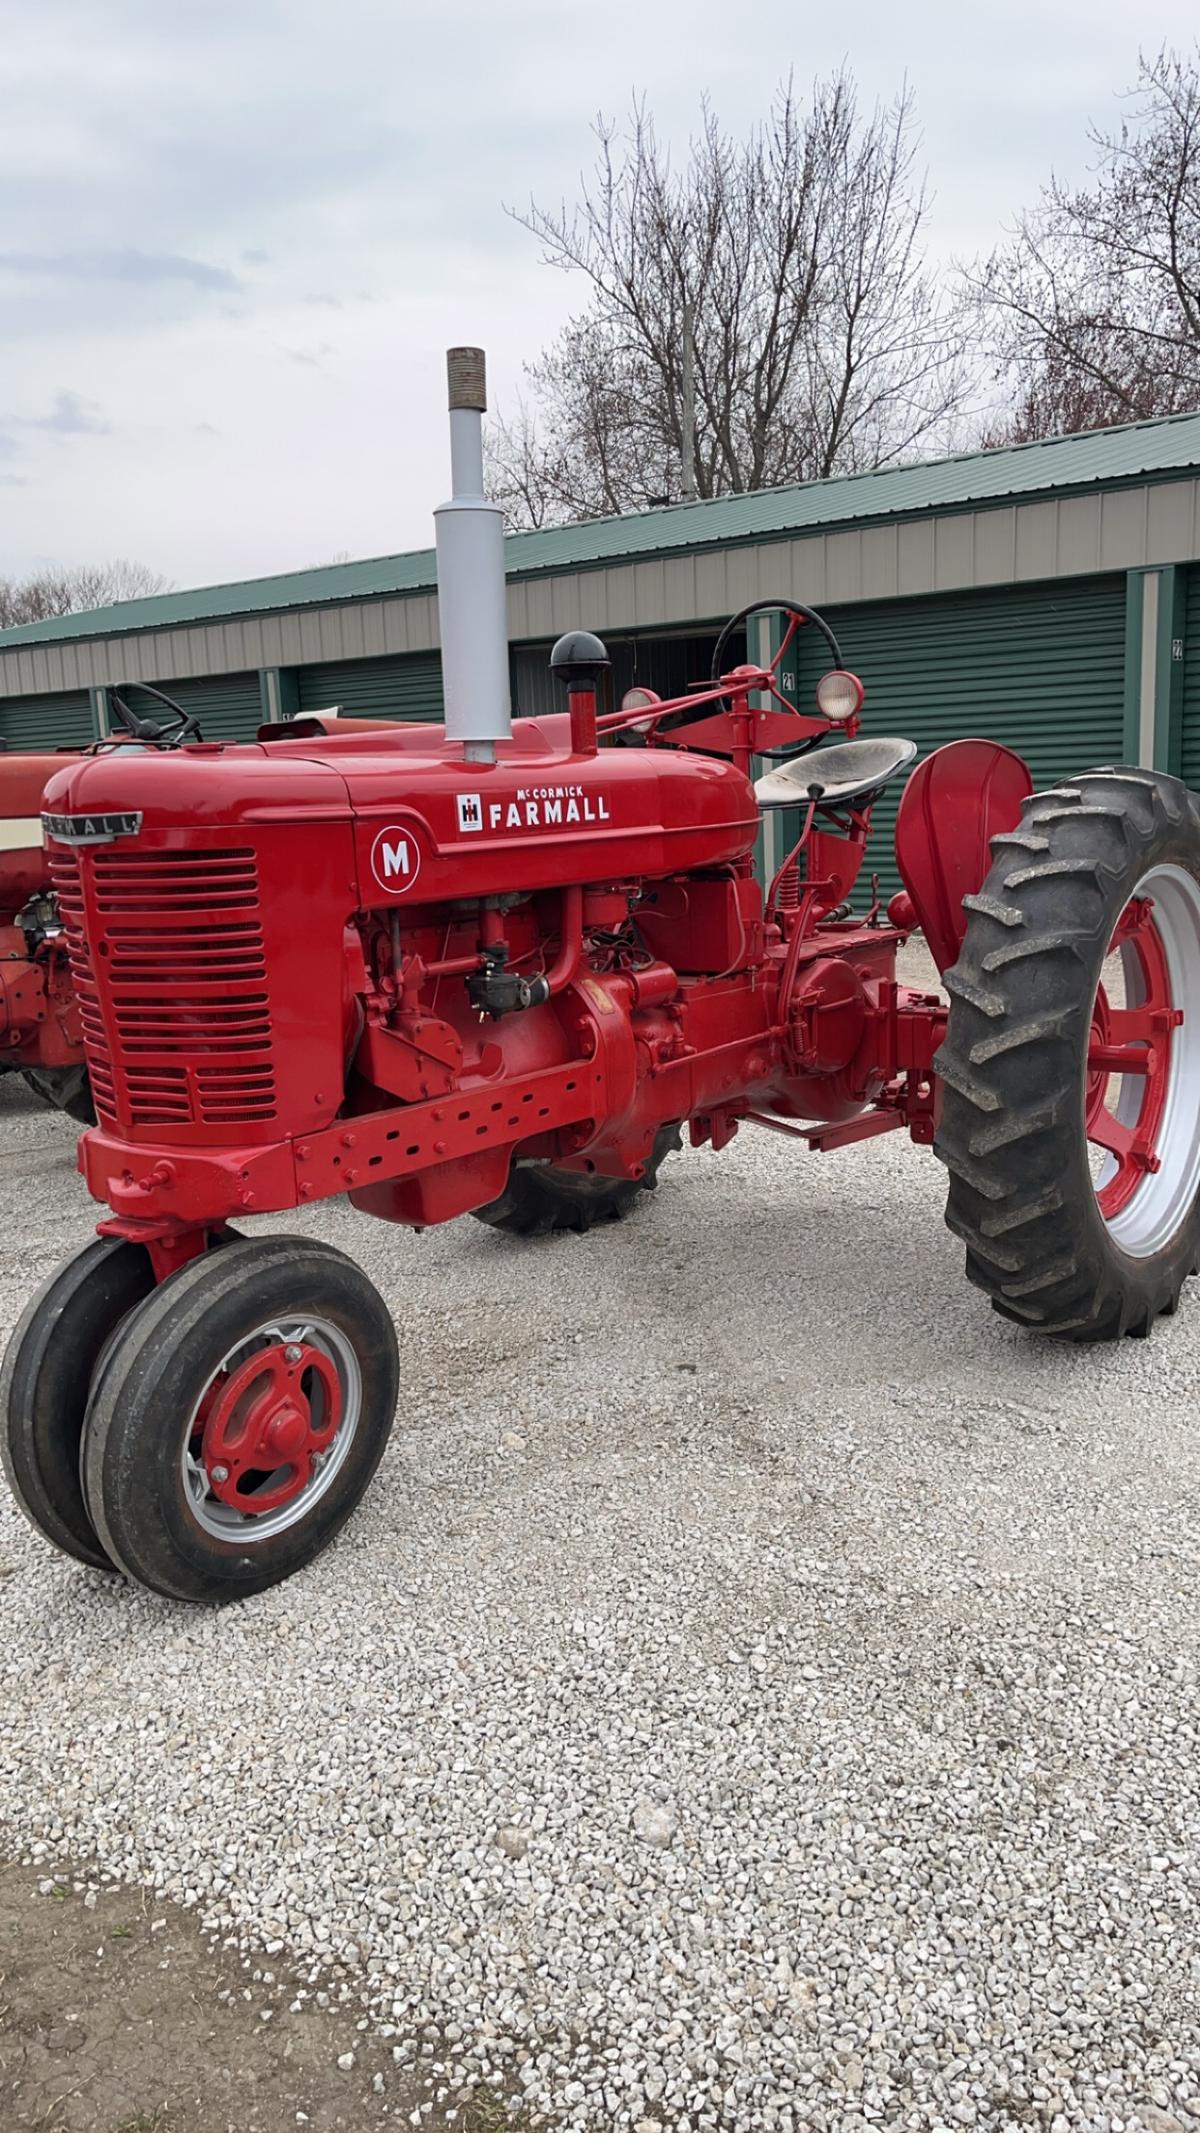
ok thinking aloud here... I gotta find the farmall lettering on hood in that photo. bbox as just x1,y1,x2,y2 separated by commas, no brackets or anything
489,784,611,830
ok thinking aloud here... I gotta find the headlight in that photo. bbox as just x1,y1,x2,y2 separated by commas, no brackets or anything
621,686,661,732
815,669,864,723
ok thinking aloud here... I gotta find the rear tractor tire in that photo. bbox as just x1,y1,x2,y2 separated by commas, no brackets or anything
472,1122,682,1237
936,766,1200,1340
22,1065,95,1124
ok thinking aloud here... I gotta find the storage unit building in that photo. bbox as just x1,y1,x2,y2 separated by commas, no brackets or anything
3,411,1200,903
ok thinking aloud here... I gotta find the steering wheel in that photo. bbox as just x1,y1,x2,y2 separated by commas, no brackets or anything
711,597,845,685
107,679,201,747
709,597,856,760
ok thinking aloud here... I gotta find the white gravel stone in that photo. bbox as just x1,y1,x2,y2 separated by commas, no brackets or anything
631,1799,678,1849
3,1011,1200,2129
492,1824,530,1861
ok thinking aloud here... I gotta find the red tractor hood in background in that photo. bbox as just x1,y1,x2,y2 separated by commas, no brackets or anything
0,751,85,905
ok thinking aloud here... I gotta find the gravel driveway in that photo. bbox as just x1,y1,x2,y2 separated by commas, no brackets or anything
2,1027,1200,2132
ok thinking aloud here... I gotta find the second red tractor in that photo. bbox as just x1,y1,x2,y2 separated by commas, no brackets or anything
0,748,91,1120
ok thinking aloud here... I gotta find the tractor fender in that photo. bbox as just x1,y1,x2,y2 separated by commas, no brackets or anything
893,739,1033,974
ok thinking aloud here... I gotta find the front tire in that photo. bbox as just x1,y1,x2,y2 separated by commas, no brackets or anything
0,1236,154,1566
936,767,1200,1340
80,1237,400,1603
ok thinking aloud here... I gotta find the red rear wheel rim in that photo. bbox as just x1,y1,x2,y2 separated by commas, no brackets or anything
1086,896,1179,1221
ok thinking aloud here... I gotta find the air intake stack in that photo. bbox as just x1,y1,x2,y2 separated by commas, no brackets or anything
434,347,511,763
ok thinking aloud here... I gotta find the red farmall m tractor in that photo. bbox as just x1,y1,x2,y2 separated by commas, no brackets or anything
4,348,1200,1604
0,749,91,1120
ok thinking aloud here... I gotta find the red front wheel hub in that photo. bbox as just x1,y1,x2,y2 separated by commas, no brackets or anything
199,1341,342,1515
183,1316,361,1539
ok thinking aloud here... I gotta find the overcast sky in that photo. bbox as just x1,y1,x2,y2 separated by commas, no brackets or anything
1,0,1196,592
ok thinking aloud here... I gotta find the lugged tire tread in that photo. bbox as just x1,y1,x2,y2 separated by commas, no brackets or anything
1000,859,1103,890
960,892,1026,928
990,830,1051,854
943,968,1006,1018
978,1184,1065,1237
981,934,1090,972
968,1016,1070,1065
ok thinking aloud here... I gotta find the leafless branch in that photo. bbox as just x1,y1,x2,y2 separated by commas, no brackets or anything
964,43,1200,442
486,72,965,526
0,559,171,629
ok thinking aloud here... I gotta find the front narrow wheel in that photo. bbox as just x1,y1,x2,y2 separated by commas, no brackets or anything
936,767,1200,1340
80,1237,399,1602
1,1236,154,1566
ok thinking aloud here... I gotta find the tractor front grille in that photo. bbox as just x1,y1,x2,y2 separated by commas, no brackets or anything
51,845,278,1131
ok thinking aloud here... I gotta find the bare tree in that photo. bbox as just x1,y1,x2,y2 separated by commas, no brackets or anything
487,74,966,527
0,559,171,630
967,45,1200,443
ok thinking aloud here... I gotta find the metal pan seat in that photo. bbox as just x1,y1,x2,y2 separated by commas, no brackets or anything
754,736,918,809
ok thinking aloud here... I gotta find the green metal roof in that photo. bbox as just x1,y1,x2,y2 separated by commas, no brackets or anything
5,406,1200,651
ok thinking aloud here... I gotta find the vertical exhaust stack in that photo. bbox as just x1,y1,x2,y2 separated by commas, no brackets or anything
435,347,511,764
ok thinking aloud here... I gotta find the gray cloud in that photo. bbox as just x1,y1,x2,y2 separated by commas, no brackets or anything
0,249,238,291
280,343,334,369
22,391,110,436
2,0,1198,586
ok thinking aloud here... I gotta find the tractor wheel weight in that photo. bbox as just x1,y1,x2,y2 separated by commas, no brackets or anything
78,1236,399,1602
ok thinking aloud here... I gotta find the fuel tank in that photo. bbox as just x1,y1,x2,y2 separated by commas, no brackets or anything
41,716,759,904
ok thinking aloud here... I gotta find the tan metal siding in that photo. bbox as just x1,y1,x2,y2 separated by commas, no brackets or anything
1148,480,1198,562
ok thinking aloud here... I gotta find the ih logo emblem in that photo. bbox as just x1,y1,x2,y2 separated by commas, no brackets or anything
456,793,483,833
369,824,422,896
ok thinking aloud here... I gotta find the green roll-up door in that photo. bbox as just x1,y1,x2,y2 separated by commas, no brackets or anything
0,690,93,751
1179,566,1200,790
296,653,443,722
783,575,1128,904
514,633,740,720
122,671,263,742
